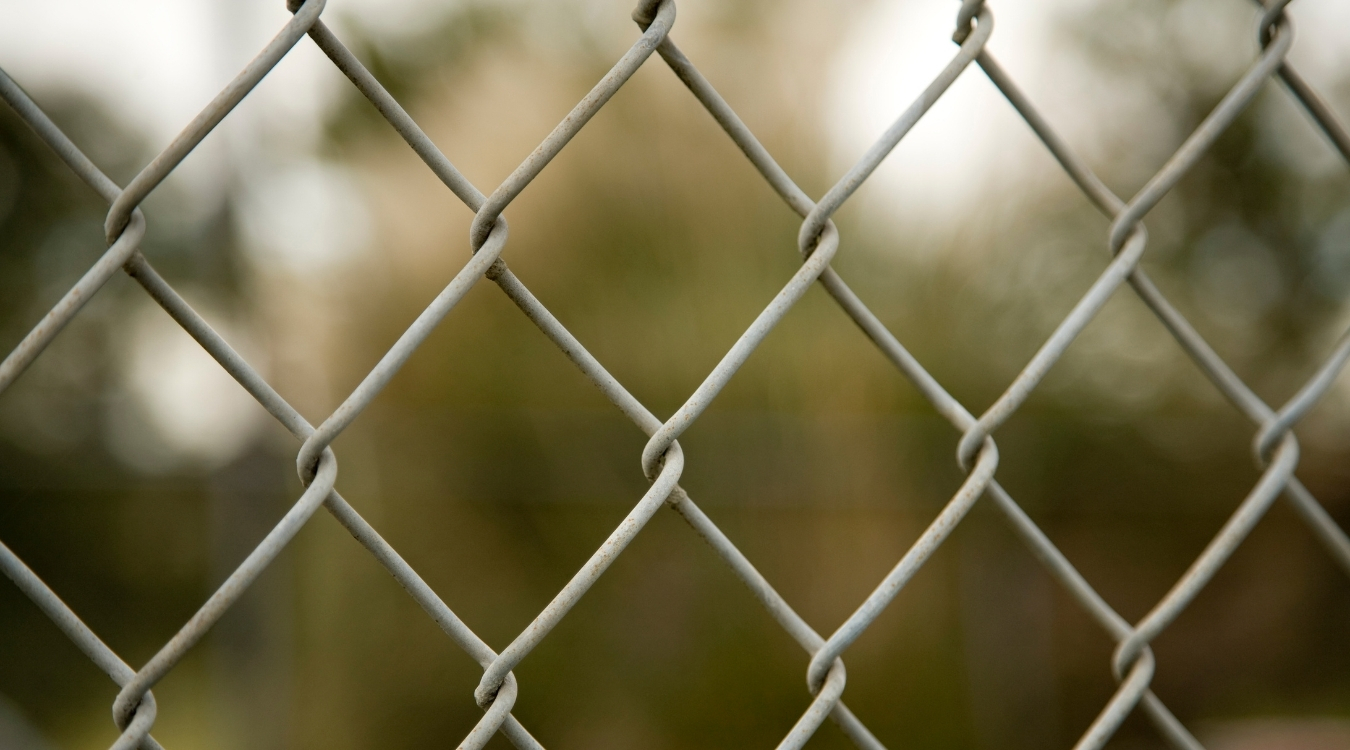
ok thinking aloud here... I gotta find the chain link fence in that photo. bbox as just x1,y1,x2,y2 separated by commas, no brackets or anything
1,0,1349,748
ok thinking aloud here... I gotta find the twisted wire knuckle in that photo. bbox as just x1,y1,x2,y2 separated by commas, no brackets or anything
953,0,986,44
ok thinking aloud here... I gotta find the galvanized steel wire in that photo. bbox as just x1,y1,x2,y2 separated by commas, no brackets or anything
2,0,1350,748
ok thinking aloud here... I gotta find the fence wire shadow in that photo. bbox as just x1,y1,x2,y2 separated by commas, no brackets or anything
2,0,1350,748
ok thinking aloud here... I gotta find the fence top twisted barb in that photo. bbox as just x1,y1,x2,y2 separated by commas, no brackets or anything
0,1,1349,750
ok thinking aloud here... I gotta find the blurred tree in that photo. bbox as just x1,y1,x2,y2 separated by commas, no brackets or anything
1,1,1349,749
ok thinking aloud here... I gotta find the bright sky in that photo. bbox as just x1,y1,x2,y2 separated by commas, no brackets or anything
825,0,1350,238
1,0,1346,208
0,0,416,143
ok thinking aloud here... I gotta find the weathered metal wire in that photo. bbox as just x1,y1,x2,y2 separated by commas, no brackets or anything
1,0,1348,748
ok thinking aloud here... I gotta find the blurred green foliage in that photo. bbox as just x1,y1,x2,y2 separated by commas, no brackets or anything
2,1,1350,749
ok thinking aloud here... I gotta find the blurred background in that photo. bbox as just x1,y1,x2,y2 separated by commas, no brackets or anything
1,0,1349,748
